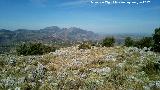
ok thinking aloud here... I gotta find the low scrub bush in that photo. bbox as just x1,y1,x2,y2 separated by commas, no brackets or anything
16,42,56,56
142,61,160,75
78,43,91,49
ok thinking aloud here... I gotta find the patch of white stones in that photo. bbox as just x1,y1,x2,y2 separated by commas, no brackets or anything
90,67,111,75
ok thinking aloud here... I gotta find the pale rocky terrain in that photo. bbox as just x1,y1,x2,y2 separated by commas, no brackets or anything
0,46,160,90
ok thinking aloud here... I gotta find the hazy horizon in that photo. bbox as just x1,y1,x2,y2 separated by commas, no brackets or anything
0,0,160,34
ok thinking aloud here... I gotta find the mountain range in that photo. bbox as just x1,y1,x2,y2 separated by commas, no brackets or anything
0,26,151,46
0,26,100,45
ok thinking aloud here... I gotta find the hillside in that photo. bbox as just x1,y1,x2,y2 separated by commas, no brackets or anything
0,46,160,90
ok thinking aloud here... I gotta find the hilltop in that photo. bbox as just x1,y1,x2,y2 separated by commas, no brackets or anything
0,46,160,90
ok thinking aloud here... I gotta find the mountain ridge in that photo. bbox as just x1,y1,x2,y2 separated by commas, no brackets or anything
0,26,100,44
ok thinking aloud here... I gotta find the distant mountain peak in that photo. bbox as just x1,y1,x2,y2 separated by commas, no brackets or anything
0,29,12,32
43,26,60,30
69,27,80,29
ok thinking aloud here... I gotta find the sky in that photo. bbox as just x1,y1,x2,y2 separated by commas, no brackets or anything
0,0,160,34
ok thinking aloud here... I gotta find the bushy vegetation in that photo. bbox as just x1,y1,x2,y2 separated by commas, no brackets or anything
134,37,153,49
124,27,160,53
153,28,160,52
16,42,56,56
124,37,134,47
102,37,115,47
124,36,153,48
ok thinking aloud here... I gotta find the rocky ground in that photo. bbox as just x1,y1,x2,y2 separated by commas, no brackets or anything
0,45,160,90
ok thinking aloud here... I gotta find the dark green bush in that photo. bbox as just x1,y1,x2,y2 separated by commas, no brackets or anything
124,37,134,47
134,37,153,49
16,42,56,55
102,37,115,47
129,27,160,52
153,28,160,52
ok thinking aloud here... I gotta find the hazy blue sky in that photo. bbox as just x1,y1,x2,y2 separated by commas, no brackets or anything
0,0,160,34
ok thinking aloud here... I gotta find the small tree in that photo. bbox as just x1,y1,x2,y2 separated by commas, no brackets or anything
153,28,160,52
124,37,134,47
102,37,115,47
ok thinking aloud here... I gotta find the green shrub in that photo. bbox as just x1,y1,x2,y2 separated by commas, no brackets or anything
153,28,160,52
102,37,115,47
78,43,91,49
16,42,56,56
134,37,153,49
124,37,134,47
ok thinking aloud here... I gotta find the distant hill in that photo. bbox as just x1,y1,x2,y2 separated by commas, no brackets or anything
0,26,100,45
